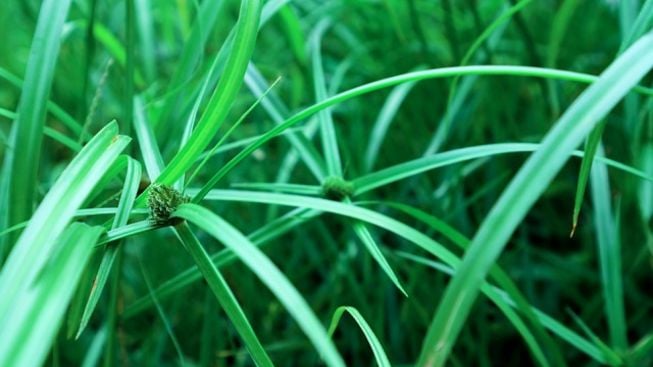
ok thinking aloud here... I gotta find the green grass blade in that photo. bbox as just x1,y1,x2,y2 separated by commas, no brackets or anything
278,4,307,65
102,220,153,244
425,1,519,154
155,0,224,130
377,202,565,366
638,141,653,220
111,158,142,229
628,333,653,365
354,143,652,196
398,252,620,365
75,157,142,338
0,108,82,151
416,31,653,367
186,76,282,188
619,0,653,53
123,207,321,318
81,328,107,367
232,182,323,195
571,121,606,235
173,223,273,367
90,23,145,87
199,190,619,363
134,96,165,181
397,252,550,367
310,19,342,177
245,63,327,180
192,65,653,202
0,223,103,367
176,34,231,175
174,204,346,367
139,263,187,366
364,79,419,171
352,222,407,296
157,0,288,142
566,309,621,362
134,0,156,81
572,1,653,236
327,306,392,367
590,146,627,349
377,201,469,248
0,121,129,325
545,0,582,115
154,0,262,187
0,67,84,137
124,0,135,137
2,0,74,234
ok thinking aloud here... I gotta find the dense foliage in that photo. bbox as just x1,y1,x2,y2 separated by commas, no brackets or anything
0,0,652,366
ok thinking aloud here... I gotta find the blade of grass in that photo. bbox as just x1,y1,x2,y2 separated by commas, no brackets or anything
198,190,614,363
310,38,409,304
81,327,107,367
192,65,653,202
134,0,156,81
0,121,129,325
310,19,342,177
364,78,419,171
139,262,187,366
0,106,88,152
89,22,145,87
153,0,262,188
354,143,652,195
2,0,74,237
154,0,224,131
416,31,653,367
589,146,627,349
638,140,653,220
174,204,346,367
566,309,621,362
545,0,582,116
627,333,653,365
571,121,606,236
619,0,653,53
0,223,103,367
185,76,282,189
572,0,653,235
245,63,327,180
173,223,273,367
124,0,135,137
75,157,142,338
101,220,154,244
123,207,321,318
232,182,323,195
425,1,519,155
353,221,407,297
327,306,392,367
376,202,563,366
134,96,165,181
278,4,307,66
157,0,289,142
397,252,620,365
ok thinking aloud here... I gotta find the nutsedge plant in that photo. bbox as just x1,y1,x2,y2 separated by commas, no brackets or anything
1,1,652,366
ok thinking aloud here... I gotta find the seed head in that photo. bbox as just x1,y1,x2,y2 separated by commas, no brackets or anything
147,184,190,226
321,176,355,201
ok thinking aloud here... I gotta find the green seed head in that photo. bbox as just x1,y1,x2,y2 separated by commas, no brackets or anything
147,184,190,226
321,176,355,201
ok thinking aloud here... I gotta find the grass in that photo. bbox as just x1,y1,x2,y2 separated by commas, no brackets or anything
1,0,652,366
